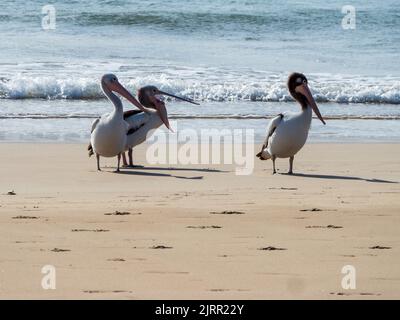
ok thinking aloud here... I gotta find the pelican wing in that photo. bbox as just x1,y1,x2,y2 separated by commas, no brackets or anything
90,118,100,133
256,113,283,157
87,118,101,157
125,110,163,150
124,110,151,134
124,109,143,119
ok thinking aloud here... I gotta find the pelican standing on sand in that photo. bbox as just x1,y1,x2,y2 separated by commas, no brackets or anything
89,76,199,170
121,85,200,167
90,74,150,172
256,73,326,174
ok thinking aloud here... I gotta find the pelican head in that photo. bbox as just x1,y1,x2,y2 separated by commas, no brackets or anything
138,86,199,107
138,86,161,108
138,85,199,131
101,73,124,93
100,73,149,113
288,73,326,125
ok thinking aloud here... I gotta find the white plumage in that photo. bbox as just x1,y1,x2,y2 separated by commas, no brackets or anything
119,85,199,167
90,74,151,171
259,107,312,160
257,73,326,174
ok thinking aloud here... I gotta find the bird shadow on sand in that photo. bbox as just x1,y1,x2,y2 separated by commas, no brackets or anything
282,173,398,184
121,166,228,173
114,170,204,180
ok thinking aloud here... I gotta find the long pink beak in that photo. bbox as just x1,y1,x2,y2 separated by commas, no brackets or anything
112,81,149,113
157,90,200,105
295,83,326,125
147,95,172,131
155,102,172,132
154,90,199,131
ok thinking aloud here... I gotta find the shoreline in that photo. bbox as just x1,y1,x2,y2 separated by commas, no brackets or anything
2,100,400,144
12,139,400,146
0,143,399,299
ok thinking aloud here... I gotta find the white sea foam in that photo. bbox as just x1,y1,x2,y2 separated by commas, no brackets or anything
1,73,399,104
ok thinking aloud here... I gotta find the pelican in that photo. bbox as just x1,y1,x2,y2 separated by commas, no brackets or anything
122,85,200,167
88,83,199,169
256,72,326,174
90,74,150,172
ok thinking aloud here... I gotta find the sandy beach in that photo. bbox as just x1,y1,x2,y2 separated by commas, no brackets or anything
0,143,399,299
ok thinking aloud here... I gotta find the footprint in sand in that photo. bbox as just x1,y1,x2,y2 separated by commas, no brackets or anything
83,290,132,294
145,271,189,274
305,225,343,229
300,208,323,212
300,208,338,212
210,211,245,215
150,245,173,249
107,258,125,262
330,292,381,296
12,216,39,219
104,211,141,216
51,248,70,252
186,225,222,229
209,289,230,292
258,246,287,251
71,229,109,232
369,245,391,250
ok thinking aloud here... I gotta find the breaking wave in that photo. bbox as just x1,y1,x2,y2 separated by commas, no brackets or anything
1,73,399,104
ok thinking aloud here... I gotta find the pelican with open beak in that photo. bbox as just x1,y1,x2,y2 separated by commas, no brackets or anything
256,72,326,174
121,85,199,167
139,85,199,130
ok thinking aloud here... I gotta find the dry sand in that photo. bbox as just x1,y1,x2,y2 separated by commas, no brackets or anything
0,143,399,299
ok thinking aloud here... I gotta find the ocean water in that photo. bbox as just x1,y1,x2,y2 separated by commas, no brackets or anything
0,0,399,142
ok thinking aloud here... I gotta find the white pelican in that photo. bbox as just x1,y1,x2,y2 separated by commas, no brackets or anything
256,72,326,174
122,85,200,167
90,74,151,172
88,82,199,169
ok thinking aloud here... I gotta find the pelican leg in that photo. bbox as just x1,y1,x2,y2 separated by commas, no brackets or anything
272,155,277,174
288,156,294,175
96,153,101,171
116,153,121,172
122,152,128,167
128,148,133,166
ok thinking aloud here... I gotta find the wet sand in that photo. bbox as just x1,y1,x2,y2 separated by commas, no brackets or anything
0,143,399,299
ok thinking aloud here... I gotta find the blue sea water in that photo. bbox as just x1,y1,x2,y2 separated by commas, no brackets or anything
0,0,399,142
